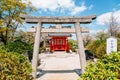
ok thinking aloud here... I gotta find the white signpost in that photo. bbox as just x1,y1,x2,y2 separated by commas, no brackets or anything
106,37,117,54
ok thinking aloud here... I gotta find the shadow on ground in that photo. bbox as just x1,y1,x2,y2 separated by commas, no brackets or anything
36,69,81,78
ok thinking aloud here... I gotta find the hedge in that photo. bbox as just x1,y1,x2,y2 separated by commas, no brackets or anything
86,40,106,58
0,46,33,80
79,52,120,80
5,40,33,54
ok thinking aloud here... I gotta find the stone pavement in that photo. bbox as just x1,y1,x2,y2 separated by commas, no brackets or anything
36,51,81,80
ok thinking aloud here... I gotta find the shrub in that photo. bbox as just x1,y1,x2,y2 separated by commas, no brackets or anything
0,47,33,80
79,52,120,80
68,39,77,52
5,40,33,54
96,42,106,58
86,40,106,58
118,39,120,51
87,39,120,58
39,46,46,53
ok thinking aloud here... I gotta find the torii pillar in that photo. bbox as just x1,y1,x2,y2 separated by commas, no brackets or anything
75,22,86,73
32,22,42,78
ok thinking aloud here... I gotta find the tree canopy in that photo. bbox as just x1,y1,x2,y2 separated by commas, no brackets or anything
0,0,35,45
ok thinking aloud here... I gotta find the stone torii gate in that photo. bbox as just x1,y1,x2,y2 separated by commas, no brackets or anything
22,15,96,78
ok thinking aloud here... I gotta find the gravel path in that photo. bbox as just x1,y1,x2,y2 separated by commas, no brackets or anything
36,52,81,80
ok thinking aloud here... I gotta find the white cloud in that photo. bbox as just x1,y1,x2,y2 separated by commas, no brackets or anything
90,29,108,35
88,5,93,10
58,0,75,9
32,0,58,11
71,3,87,15
97,10,120,25
90,29,102,34
22,0,88,15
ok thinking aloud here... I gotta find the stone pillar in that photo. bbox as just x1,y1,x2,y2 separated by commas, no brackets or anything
56,24,62,28
43,37,46,47
75,22,86,73
32,22,42,78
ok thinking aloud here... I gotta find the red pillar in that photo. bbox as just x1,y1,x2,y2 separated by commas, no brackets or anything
64,37,66,51
50,39,52,52
67,40,70,52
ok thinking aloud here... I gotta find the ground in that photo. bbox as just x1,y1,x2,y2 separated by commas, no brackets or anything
36,51,81,80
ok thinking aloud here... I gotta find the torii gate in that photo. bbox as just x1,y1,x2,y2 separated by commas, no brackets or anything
22,15,96,78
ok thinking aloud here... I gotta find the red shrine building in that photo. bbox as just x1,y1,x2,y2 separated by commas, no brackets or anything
48,34,71,53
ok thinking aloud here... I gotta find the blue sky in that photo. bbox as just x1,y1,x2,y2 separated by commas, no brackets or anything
22,0,120,38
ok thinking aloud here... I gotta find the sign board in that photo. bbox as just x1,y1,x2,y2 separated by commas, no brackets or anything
106,37,117,54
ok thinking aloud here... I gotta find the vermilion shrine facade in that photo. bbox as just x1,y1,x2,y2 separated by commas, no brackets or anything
49,34,71,52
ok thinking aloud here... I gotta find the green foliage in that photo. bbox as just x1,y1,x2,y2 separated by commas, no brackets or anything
0,46,9,53
39,46,46,53
0,47,33,80
5,40,33,54
96,42,106,59
0,0,35,45
87,38,120,58
14,30,35,45
79,52,120,80
83,34,92,47
118,39,120,51
95,31,107,41
86,40,106,58
68,39,77,52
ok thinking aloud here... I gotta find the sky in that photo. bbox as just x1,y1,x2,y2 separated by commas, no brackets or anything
22,0,120,39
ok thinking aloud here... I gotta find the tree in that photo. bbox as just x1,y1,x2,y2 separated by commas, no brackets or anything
0,0,35,45
95,31,107,40
105,13,120,37
83,34,93,47
68,39,77,52
14,30,35,45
